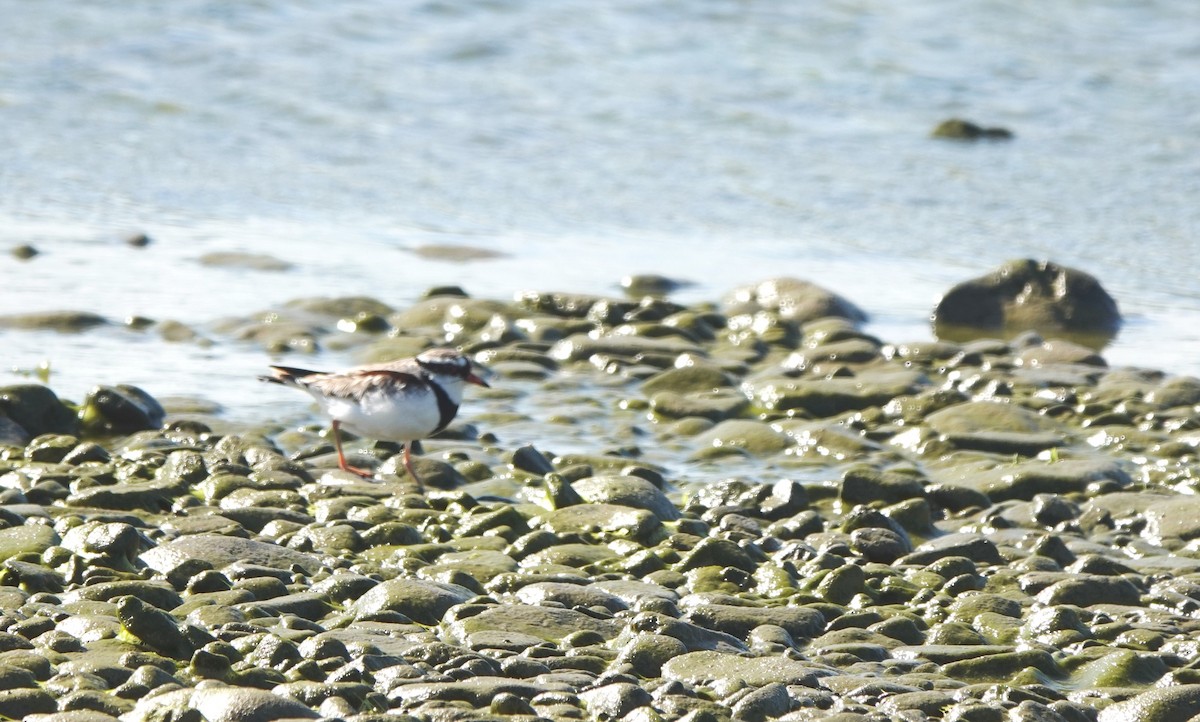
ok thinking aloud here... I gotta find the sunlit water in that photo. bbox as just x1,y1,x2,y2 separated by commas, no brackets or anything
2,0,1198,434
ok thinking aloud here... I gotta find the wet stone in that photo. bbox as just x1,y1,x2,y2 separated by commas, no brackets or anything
651,390,751,422
79,385,166,435
744,369,926,417
571,475,681,521
350,578,476,625
0,385,81,439
448,604,621,645
932,458,1132,503
642,365,736,395
839,467,925,505
934,259,1119,345
579,682,653,719
662,650,825,687
537,504,662,543
926,399,1072,453
725,277,867,324
693,419,791,457
0,525,58,562
140,535,322,575
903,534,1004,565
683,604,824,641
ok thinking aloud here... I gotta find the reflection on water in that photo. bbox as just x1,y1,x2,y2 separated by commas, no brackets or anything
2,0,1199,421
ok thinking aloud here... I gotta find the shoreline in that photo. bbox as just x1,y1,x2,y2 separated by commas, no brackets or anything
1,275,1199,720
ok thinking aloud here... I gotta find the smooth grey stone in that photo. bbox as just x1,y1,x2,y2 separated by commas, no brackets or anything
571,475,681,521
141,535,322,576
124,686,319,722
732,681,791,722
579,682,653,719
663,650,825,687
0,525,58,562
387,676,555,706
350,578,475,625
447,604,621,645
1096,684,1200,722
683,604,824,641
902,533,1004,565
514,582,628,612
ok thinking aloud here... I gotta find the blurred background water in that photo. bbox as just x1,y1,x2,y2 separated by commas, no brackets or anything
2,0,1198,421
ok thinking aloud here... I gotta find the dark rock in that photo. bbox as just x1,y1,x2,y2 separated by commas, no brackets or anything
510,444,555,475
79,385,165,435
933,260,1121,347
850,527,912,563
839,467,925,505
932,118,1014,140
0,385,80,439
616,633,688,677
1035,575,1142,607
678,537,757,573
902,533,1004,565
0,311,108,332
622,273,691,297
0,688,56,719
684,604,824,641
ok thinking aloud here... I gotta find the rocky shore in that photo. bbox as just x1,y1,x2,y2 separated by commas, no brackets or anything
0,267,1199,722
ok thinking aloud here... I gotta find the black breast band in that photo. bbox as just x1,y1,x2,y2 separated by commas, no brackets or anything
426,379,459,434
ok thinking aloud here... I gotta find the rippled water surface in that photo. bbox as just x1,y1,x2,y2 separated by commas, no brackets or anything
2,0,1198,422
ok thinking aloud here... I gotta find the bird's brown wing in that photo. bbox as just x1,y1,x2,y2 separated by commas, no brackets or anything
300,368,425,400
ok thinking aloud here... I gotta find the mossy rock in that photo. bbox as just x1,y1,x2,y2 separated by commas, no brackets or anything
79,385,165,435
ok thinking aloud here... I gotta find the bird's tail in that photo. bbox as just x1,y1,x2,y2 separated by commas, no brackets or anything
258,365,324,388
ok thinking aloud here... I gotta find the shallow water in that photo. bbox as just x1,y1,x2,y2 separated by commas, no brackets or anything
2,0,1199,423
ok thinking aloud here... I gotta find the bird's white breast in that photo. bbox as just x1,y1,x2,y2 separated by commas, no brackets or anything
316,386,443,442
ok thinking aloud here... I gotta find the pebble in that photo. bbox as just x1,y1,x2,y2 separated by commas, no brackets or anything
0,274,1195,721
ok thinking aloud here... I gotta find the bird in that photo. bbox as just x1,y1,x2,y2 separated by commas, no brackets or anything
259,347,489,488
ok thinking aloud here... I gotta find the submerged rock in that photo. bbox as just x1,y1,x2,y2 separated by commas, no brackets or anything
932,118,1014,140
197,251,293,271
0,310,108,332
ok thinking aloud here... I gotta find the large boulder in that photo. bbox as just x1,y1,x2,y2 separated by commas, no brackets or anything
932,260,1120,348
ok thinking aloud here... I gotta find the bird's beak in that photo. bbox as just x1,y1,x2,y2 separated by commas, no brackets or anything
467,372,490,388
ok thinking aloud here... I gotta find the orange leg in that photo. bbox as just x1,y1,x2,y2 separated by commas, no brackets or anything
403,443,424,490
331,420,374,478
